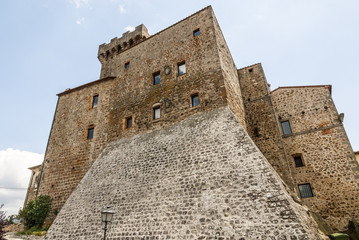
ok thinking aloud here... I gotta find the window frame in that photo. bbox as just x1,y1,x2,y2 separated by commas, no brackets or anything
177,61,186,76
91,95,99,109
293,154,305,168
125,116,133,129
153,106,161,120
280,120,292,135
298,183,314,198
87,127,94,140
191,93,200,108
153,71,161,85
193,28,200,37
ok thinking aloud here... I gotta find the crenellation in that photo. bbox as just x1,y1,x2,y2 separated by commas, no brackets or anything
98,24,150,64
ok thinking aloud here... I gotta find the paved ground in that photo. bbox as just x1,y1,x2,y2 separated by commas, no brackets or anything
4,232,44,240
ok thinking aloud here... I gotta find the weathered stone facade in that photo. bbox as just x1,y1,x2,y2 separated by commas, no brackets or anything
45,107,326,239
271,85,359,230
34,5,358,238
238,63,359,230
238,64,294,192
24,164,42,207
37,6,246,215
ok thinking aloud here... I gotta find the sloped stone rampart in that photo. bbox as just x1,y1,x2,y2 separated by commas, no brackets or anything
45,107,325,239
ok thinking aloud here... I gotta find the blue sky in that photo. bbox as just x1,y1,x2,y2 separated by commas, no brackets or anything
0,0,358,215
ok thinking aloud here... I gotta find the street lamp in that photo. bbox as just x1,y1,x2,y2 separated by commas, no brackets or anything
101,206,114,240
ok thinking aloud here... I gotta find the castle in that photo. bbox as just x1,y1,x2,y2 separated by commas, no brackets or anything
26,6,359,239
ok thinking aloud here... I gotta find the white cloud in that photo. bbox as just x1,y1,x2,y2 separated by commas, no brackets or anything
69,0,89,8
119,5,127,14
0,148,44,216
124,26,135,32
76,17,85,25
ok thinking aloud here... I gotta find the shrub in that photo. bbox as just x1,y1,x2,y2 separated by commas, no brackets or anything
6,214,19,225
19,195,51,229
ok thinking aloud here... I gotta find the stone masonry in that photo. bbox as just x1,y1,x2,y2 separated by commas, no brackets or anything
32,5,359,236
37,6,246,216
23,165,42,208
238,63,359,230
45,107,326,239
271,85,359,230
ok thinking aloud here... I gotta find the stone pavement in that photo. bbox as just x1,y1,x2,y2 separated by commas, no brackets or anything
4,232,44,240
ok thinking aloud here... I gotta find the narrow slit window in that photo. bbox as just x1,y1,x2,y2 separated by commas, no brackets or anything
280,120,292,135
298,183,313,198
254,127,260,137
293,155,304,167
191,94,199,107
87,127,94,140
153,106,161,120
178,62,186,76
153,72,160,85
126,117,133,129
125,62,130,69
92,95,99,108
193,28,200,37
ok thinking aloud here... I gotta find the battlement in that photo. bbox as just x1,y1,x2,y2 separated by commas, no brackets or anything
98,24,150,63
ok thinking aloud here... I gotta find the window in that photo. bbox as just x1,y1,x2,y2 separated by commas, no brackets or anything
193,28,200,37
298,183,313,198
153,106,161,120
153,72,160,85
92,95,99,108
280,120,292,135
191,94,199,107
178,61,186,76
125,62,130,69
126,117,133,129
293,155,304,167
87,127,94,140
254,127,260,137
248,68,253,73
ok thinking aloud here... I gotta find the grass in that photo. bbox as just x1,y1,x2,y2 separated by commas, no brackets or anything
17,226,46,236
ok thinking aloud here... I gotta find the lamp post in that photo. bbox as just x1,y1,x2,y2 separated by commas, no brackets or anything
101,206,114,240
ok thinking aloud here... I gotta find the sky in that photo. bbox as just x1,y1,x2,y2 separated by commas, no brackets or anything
0,0,358,216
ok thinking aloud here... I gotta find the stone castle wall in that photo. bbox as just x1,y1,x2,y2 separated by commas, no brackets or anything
37,77,117,212
35,5,359,233
238,64,294,191
212,12,246,129
271,86,359,230
45,107,326,240
23,165,42,207
37,6,246,215
238,63,359,230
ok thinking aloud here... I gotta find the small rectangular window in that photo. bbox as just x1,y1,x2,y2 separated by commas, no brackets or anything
92,95,99,108
281,120,292,135
193,28,200,37
126,117,132,129
87,127,94,139
298,183,313,198
254,127,260,137
191,94,199,107
153,106,161,120
293,155,304,167
153,72,160,85
125,62,130,69
178,62,186,76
